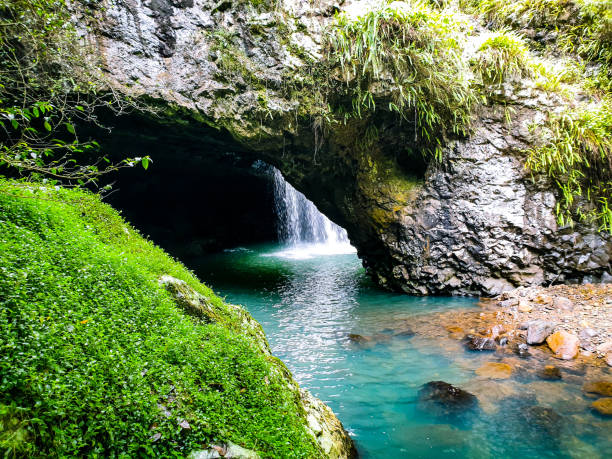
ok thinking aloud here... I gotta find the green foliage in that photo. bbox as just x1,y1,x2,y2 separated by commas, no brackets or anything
465,0,612,69
473,31,533,85
0,180,321,457
326,0,476,159
525,98,612,231
0,0,147,185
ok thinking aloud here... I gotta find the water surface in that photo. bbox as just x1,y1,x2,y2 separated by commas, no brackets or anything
194,243,611,458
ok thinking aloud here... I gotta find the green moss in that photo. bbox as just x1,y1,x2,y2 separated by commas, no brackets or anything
0,180,321,457
525,98,612,232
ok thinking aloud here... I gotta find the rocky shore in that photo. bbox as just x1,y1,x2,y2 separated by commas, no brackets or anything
479,284,611,366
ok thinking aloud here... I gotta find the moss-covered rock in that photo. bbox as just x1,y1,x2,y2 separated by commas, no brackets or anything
0,179,354,457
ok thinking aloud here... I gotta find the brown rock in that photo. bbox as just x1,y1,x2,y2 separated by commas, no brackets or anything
546,330,579,360
591,398,612,416
518,301,533,313
475,362,513,379
538,365,562,380
583,381,612,397
606,352,612,367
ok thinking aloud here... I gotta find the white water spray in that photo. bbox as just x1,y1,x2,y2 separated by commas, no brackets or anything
269,167,355,258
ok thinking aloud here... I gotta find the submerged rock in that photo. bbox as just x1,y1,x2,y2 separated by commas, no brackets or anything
417,381,478,418
475,362,513,379
538,365,562,381
546,330,579,360
591,398,612,416
521,406,563,438
583,381,612,397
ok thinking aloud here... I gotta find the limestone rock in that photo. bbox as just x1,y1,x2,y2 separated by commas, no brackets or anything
546,330,579,359
591,398,612,416
526,320,555,345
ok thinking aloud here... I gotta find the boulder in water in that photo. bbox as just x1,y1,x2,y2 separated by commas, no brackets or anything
521,406,563,438
591,398,612,416
538,365,562,381
465,335,497,351
417,381,478,418
475,362,513,379
583,381,612,397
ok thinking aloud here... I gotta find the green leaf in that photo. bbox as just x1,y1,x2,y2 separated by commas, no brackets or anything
142,157,149,170
76,105,84,111
65,123,75,134
33,107,40,118
44,121,52,131
11,119,18,129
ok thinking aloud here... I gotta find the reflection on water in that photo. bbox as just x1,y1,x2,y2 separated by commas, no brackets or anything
195,244,611,458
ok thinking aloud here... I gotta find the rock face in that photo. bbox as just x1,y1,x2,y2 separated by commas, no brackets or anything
82,0,611,295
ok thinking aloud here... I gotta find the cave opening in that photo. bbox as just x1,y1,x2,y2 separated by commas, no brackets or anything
89,113,280,263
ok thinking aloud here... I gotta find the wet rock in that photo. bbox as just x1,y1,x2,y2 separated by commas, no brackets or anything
347,334,370,344
521,406,563,438
546,330,579,360
394,328,415,338
583,381,612,397
591,398,612,416
417,381,478,418
553,296,574,311
465,336,497,351
526,320,555,345
515,343,530,358
538,365,562,381
475,362,513,379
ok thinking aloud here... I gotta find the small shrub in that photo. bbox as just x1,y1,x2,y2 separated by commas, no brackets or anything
474,31,533,85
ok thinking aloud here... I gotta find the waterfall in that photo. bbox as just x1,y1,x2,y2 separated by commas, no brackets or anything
270,167,355,257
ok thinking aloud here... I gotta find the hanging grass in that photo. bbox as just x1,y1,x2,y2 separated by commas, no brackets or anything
525,98,612,232
325,0,476,159
473,30,534,85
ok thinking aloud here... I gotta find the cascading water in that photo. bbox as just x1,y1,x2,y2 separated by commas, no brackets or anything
270,167,355,258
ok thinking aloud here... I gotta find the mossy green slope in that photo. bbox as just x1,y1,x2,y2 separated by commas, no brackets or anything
0,180,320,458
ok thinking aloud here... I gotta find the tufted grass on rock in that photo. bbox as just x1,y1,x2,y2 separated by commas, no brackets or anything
525,98,612,232
326,0,476,160
473,30,533,85
0,179,321,458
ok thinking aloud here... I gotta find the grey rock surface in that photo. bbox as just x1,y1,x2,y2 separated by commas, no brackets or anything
81,0,610,296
